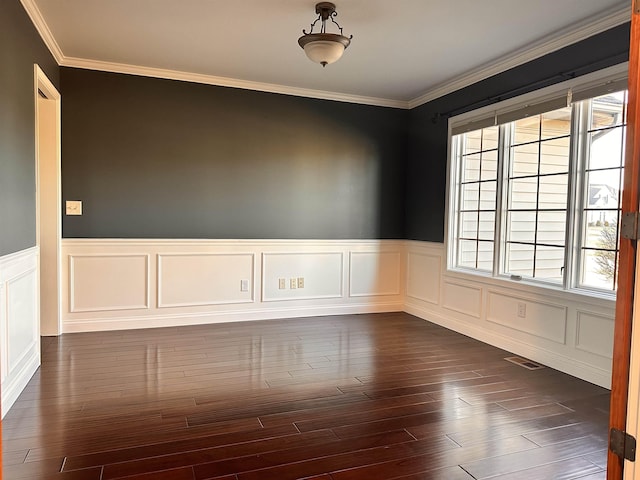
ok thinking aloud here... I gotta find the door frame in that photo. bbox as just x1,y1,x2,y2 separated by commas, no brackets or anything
34,64,62,336
609,2,640,478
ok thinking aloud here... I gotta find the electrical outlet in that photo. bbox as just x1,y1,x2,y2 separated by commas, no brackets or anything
517,302,526,318
298,277,304,288
240,279,249,292
290,278,297,289
278,278,286,289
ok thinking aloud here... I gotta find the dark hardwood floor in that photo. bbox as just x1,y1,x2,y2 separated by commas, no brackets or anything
2,312,610,479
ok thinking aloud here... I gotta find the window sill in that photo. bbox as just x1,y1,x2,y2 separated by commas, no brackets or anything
444,267,616,309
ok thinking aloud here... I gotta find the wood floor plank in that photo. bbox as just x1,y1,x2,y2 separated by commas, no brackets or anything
2,313,611,479
485,456,604,480
523,421,607,446
443,411,584,446
388,465,475,479
106,466,195,480
223,434,462,480
331,402,508,439
460,435,607,479
2,457,64,479
61,424,298,471
193,429,419,479
328,435,537,480
100,429,337,479
41,466,104,480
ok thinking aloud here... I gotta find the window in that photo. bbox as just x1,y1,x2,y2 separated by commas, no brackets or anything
456,126,498,272
579,90,627,290
504,106,572,284
448,73,627,295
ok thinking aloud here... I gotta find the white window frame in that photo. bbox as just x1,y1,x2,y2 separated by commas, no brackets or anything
446,63,628,300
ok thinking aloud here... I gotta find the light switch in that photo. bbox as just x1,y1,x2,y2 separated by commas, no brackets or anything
66,200,82,216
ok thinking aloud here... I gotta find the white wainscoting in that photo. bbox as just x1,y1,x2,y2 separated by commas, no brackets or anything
442,281,482,318
0,247,40,417
486,291,568,345
262,252,343,302
158,253,254,307
61,240,405,333
404,241,616,388
70,254,150,312
60,239,617,388
349,251,401,297
406,251,440,305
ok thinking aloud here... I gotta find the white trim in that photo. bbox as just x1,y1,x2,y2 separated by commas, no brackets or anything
157,252,256,308
406,251,441,305
408,5,630,108
348,251,402,297
485,290,569,345
60,57,409,109
441,280,483,318
443,256,617,310
404,301,611,388
0,247,39,267
575,309,615,358
260,249,345,303
61,238,405,248
0,247,40,417
20,0,63,63
2,345,39,418
62,301,404,333
19,0,629,108
69,254,150,313
61,239,405,333
34,64,62,337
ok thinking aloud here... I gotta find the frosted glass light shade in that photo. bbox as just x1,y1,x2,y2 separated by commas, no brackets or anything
304,40,345,66
298,33,351,67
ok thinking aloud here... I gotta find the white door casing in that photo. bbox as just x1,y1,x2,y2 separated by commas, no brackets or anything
35,64,61,336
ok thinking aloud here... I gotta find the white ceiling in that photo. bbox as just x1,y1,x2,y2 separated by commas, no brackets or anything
24,0,631,108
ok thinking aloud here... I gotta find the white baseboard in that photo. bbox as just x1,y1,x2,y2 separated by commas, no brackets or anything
405,301,611,389
63,301,404,333
1,342,40,417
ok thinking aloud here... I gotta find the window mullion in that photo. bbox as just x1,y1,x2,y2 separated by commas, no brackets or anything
476,134,484,269
571,99,592,289
494,123,509,277
564,101,584,290
453,136,464,268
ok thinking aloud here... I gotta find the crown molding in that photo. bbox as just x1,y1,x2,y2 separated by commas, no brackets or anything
21,0,629,110
20,0,64,63
407,4,631,109
60,57,410,109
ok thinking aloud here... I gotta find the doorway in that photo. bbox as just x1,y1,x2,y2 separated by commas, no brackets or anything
34,65,61,337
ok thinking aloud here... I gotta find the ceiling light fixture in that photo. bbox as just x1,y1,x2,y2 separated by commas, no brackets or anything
298,2,353,67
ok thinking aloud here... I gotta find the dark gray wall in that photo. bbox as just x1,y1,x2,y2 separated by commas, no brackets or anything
405,23,631,242
61,69,408,239
0,0,59,256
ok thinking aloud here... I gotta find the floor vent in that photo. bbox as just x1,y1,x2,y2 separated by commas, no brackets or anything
504,356,545,370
